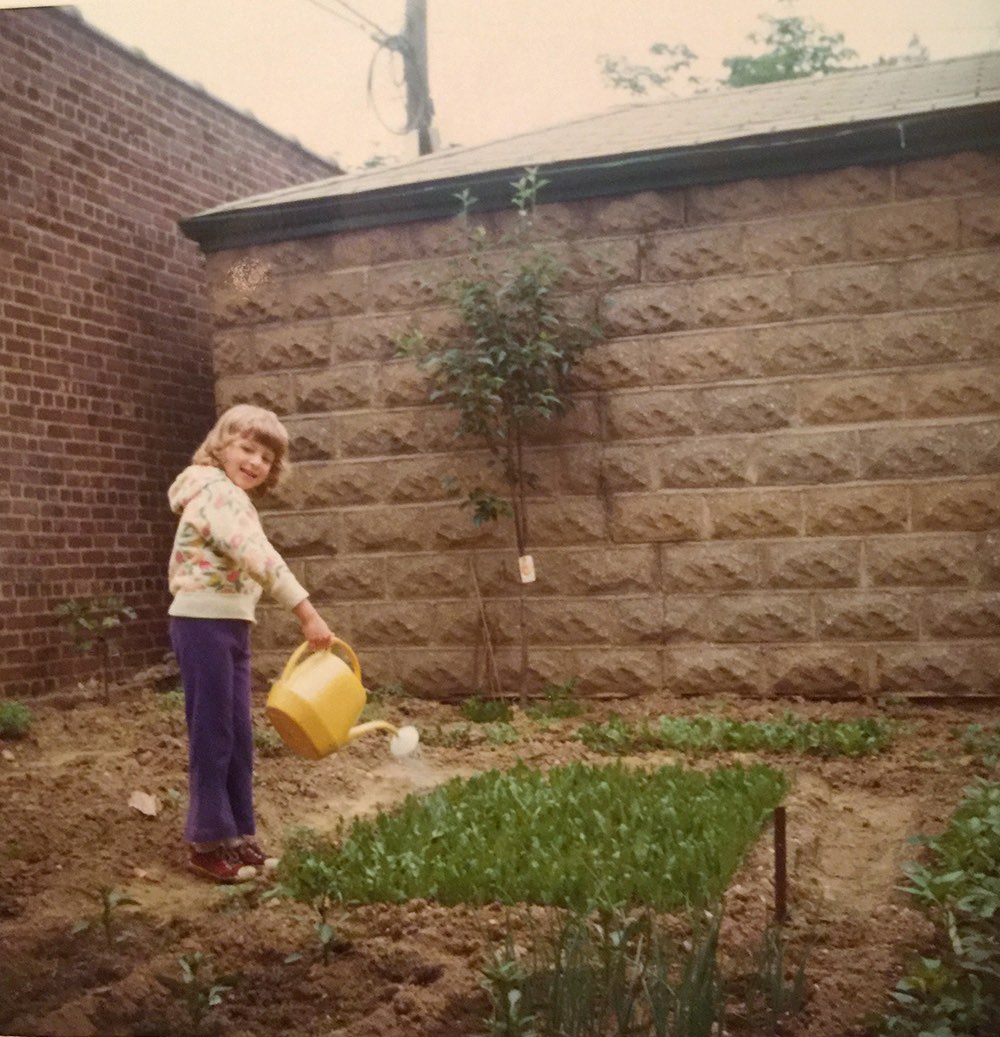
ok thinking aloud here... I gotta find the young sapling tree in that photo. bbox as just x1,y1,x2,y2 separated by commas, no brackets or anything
398,168,602,704
55,595,137,702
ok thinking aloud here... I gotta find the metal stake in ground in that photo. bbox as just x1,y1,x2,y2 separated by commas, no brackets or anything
774,805,788,924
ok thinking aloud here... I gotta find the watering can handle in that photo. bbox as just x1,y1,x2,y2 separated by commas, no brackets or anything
281,638,362,681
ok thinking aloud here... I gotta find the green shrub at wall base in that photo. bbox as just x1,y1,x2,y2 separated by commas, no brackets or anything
0,701,33,740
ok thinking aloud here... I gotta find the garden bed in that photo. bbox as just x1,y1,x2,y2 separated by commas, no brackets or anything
0,677,995,1036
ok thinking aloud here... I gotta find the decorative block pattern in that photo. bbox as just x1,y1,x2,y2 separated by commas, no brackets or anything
663,646,762,697
204,152,1000,704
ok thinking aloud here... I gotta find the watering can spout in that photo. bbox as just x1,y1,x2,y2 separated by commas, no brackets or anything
348,719,399,741
348,719,420,757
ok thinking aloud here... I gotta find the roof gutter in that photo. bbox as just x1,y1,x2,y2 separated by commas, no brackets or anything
179,104,1000,253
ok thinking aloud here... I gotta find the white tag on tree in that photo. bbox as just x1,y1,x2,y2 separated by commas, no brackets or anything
518,555,536,583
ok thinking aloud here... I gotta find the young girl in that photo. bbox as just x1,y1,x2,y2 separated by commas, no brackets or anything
167,404,334,883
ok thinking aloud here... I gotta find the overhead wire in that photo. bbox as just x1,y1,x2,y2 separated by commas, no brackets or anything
297,0,390,42
296,0,419,140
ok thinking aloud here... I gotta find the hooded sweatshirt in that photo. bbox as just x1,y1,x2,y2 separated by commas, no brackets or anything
167,465,308,622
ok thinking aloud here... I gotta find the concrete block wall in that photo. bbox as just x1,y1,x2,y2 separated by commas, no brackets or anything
0,8,339,698
206,150,1000,701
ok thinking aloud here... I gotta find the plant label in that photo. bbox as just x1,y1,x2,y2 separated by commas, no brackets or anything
518,555,536,583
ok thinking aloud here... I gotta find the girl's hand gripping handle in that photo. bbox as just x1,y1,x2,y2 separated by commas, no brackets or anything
292,598,335,651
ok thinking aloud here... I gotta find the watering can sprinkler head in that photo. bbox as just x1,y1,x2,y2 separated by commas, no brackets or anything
265,640,419,760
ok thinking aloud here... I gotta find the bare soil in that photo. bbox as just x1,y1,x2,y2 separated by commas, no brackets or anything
0,674,994,1037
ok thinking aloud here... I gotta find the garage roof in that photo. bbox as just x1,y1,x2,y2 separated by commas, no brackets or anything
181,51,1000,251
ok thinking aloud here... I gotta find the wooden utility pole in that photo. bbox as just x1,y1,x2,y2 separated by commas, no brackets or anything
403,0,434,154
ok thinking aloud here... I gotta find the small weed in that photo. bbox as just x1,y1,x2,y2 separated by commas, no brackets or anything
216,881,265,914
54,595,137,701
0,700,33,740
527,677,583,720
253,724,285,757
368,679,406,704
462,696,513,723
72,885,139,947
157,688,185,712
955,722,1000,770
156,952,237,1033
422,722,476,749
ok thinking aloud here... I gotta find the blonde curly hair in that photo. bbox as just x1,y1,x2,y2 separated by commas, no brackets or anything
192,404,290,492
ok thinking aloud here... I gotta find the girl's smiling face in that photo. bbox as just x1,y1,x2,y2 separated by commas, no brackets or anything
219,435,275,493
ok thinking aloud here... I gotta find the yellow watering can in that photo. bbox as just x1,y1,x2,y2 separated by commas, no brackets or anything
266,639,418,760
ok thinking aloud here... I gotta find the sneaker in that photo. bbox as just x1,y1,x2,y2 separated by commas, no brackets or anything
233,838,267,867
188,846,257,884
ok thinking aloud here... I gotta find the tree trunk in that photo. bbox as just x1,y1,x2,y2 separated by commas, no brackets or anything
517,581,528,710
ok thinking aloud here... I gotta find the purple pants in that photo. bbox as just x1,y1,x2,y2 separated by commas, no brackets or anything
170,617,256,844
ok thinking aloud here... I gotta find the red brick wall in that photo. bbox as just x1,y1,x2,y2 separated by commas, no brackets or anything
0,8,339,698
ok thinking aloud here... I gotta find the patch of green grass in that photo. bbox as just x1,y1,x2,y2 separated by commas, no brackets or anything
0,700,33,740
277,760,787,913
576,712,894,758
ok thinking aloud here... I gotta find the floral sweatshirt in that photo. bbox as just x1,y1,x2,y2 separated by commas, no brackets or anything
167,465,308,622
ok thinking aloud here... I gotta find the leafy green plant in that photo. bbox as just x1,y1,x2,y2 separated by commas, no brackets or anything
54,595,137,702
956,722,1000,771
278,761,787,912
876,780,1000,1036
484,722,520,746
398,168,602,704
0,700,33,740
462,696,514,723
72,885,139,947
576,712,893,758
156,952,237,1033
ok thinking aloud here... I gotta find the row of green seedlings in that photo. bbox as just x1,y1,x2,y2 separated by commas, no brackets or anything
433,690,896,759
480,906,806,1037
575,712,895,758
873,772,1000,1035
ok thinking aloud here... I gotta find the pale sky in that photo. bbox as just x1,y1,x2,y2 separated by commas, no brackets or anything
6,1,1000,168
